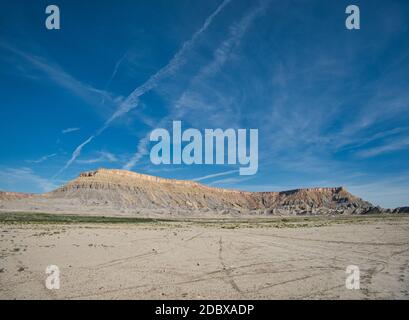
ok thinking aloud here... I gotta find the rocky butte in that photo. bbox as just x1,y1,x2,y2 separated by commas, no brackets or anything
0,168,407,217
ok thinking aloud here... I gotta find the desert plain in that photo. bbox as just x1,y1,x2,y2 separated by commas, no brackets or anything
1,213,408,300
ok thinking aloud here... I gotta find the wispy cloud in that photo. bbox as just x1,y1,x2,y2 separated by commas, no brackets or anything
76,151,118,164
99,0,233,131
193,169,238,182
101,51,129,106
122,134,150,170
357,138,409,158
172,0,269,126
208,176,254,186
0,167,57,193
62,127,80,134
347,173,409,208
335,126,409,152
0,42,117,113
58,0,232,175
55,135,95,176
27,153,57,164
124,0,269,170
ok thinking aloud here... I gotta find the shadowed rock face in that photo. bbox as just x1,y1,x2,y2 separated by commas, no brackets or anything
391,207,409,214
34,168,373,215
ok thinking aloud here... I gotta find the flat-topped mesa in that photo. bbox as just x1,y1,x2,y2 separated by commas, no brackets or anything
44,168,373,214
270,186,345,195
77,168,201,187
71,168,247,194
294,186,345,193
73,169,343,194
0,168,377,215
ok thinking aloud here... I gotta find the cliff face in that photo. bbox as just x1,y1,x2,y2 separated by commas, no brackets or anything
44,169,373,215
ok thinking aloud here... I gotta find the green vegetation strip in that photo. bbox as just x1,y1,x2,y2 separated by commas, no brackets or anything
0,211,407,227
0,212,165,224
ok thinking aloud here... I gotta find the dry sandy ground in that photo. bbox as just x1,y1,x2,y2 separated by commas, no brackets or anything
1,218,409,299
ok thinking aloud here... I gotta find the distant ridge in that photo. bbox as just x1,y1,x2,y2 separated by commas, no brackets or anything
0,168,392,217
0,191,33,202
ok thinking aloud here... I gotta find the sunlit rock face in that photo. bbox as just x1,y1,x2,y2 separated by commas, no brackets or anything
22,168,372,216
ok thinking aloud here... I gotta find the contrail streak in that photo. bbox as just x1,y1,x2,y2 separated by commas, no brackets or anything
124,0,269,170
193,170,239,181
57,0,232,175
55,135,95,177
101,51,128,106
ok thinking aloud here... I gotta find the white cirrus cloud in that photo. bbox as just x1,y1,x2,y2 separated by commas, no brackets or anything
62,127,80,134
76,151,118,164
58,0,233,175
193,169,239,182
0,167,58,193
27,153,57,164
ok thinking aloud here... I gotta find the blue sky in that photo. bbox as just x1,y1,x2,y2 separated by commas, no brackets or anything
1,0,409,208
